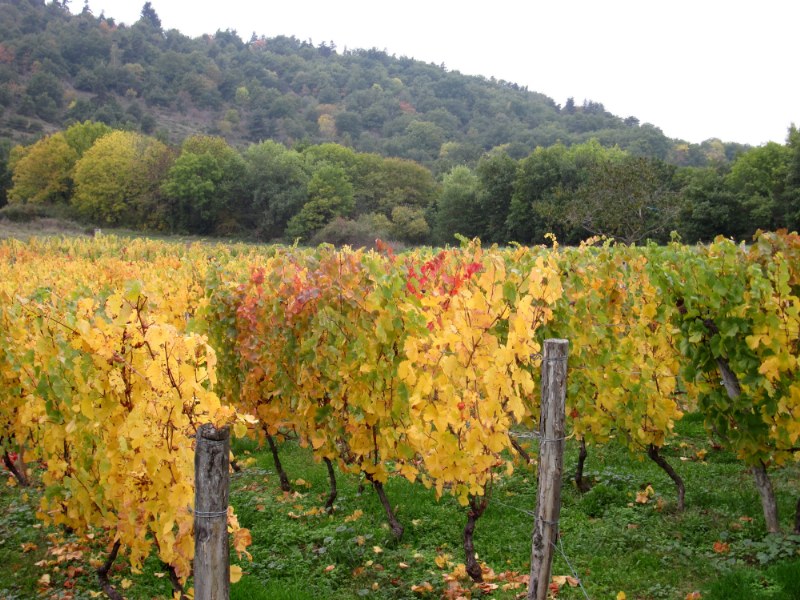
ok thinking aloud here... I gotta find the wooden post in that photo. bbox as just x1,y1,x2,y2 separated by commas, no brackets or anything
194,424,231,600
528,339,568,600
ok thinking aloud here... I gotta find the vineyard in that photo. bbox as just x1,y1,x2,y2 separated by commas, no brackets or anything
1,232,799,599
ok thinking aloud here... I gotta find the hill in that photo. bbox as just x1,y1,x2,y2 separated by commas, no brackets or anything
0,0,747,171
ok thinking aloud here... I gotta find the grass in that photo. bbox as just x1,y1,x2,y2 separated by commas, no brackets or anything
1,413,798,599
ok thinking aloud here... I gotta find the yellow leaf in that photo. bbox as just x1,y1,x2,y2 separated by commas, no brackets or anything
120,578,132,589
434,553,451,569
759,355,781,381
617,593,627,600
230,564,243,583
411,581,434,594
398,360,416,385
233,421,247,439
372,545,383,554
344,509,363,522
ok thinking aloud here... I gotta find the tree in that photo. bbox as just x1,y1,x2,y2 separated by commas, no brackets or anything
475,151,518,244
160,135,246,234
0,139,14,208
25,70,65,120
63,120,113,155
243,140,309,239
675,166,743,242
139,2,162,30
433,165,482,244
7,121,112,206
285,164,355,241
8,134,76,204
567,156,680,244
389,205,429,243
725,142,791,232
72,131,171,226
785,124,800,231
507,140,621,244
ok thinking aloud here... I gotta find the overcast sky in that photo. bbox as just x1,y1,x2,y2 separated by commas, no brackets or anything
75,0,799,147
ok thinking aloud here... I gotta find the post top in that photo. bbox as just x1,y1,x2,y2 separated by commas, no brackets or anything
197,423,230,441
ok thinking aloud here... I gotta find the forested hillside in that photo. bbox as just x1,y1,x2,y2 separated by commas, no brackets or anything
1,0,799,245
0,0,745,168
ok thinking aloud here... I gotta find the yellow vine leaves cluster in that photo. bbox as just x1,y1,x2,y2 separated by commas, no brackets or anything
0,235,253,585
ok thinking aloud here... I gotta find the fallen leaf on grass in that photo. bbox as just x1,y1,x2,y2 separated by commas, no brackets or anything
324,565,335,572
434,553,452,569
635,485,655,504
712,541,730,554
552,575,579,587
21,542,38,552
411,581,434,594
685,592,702,600
344,509,364,523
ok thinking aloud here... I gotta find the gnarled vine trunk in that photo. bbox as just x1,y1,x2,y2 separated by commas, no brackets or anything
464,495,489,582
97,540,123,600
647,444,685,511
574,438,591,493
365,474,403,538
323,457,337,512
266,432,292,493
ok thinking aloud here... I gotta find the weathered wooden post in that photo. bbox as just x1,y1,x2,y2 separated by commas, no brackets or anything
194,424,231,600
528,339,568,600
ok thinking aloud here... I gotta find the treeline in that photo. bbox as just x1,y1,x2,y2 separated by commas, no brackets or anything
0,0,747,173
3,120,799,246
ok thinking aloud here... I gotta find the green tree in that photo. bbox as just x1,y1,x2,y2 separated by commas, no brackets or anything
285,164,355,241
475,151,518,244
160,135,246,234
25,70,64,120
63,120,113,155
390,205,430,243
72,130,171,226
507,140,625,244
675,166,743,243
243,140,309,239
139,2,162,30
566,156,680,244
433,165,482,244
0,139,14,208
780,125,800,231
725,142,791,232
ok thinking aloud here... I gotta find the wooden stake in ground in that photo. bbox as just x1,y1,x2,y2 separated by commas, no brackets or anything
528,339,568,600
194,424,231,600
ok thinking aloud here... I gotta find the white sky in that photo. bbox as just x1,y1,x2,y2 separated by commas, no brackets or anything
75,0,799,147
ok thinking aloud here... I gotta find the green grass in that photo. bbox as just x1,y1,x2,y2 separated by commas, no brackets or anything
2,414,798,599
